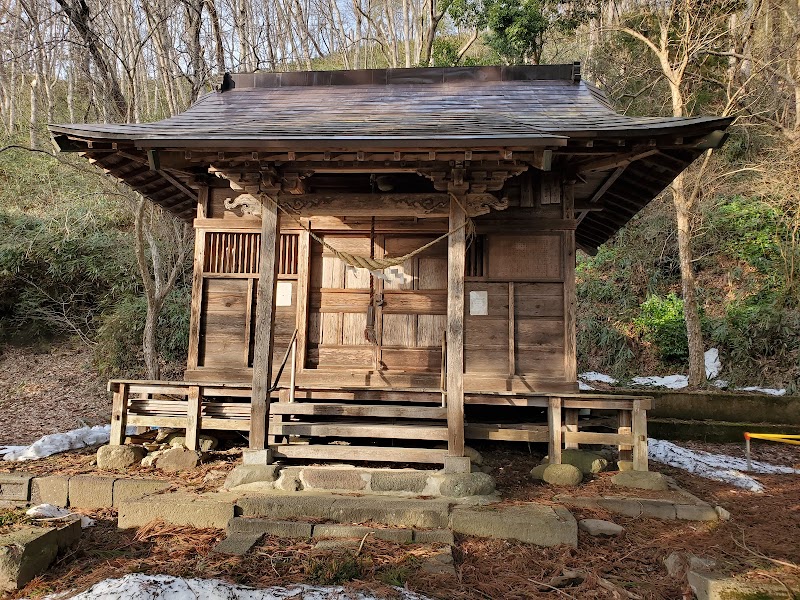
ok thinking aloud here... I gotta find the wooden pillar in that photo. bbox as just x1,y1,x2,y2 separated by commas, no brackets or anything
185,386,202,451
186,186,209,371
294,228,311,374
445,195,467,470
548,396,562,464
109,383,129,446
249,197,281,454
632,400,649,471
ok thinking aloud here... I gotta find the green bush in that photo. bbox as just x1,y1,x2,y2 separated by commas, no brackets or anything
94,287,191,377
634,293,689,363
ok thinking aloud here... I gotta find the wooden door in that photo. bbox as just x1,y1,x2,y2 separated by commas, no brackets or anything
306,233,447,373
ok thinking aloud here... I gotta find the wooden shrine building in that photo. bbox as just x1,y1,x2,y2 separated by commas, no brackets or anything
50,64,731,472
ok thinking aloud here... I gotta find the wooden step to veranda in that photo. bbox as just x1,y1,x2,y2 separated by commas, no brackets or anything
269,421,448,441
270,403,446,420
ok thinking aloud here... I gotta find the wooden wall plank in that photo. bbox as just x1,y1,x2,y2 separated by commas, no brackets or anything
487,234,563,280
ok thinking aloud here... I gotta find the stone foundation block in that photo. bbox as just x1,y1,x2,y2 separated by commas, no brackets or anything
370,471,428,493
68,475,115,508
112,479,171,506
0,473,33,502
312,524,412,543
97,445,147,470
676,504,719,522
437,472,496,497
301,468,367,491
30,476,69,507
223,465,281,490
154,447,201,472
451,504,577,548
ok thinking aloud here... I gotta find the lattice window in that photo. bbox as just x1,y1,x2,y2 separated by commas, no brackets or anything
465,234,486,277
204,232,299,275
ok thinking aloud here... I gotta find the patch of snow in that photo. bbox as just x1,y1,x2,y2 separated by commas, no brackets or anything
579,371,617,384
735,386,786,396
713,379,729,389
1,425,135,462
26,504,95,528
632,374,689,389
704,348,721,379
579,381,595,391
648,438,799,493
41,574,432,600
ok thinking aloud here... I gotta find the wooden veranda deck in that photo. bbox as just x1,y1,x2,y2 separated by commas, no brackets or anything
108,380,651,470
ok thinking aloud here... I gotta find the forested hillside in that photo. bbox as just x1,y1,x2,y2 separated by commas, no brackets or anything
0,0,798,391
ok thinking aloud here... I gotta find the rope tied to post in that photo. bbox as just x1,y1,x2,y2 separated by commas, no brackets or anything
259,192,475,274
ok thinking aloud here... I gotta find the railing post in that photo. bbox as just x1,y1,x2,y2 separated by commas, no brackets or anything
109,383,129,446
548,396,562,464
632,399,648,471
186,385,202,451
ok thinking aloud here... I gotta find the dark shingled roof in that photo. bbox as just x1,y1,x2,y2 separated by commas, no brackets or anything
49,64,732,249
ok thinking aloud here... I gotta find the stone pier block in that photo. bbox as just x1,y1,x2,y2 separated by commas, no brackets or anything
68,475,115,508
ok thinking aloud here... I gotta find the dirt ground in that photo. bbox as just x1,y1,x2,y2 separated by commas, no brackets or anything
2,440,799,600
0,344,109,446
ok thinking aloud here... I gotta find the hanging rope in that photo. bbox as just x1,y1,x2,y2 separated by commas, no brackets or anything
260,192,475,273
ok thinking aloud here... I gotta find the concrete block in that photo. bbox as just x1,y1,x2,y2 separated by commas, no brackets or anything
313,524,373,539
118,493,235,529
213,533,262,556
420,546,456,576
676,504,718,522
370,471,428,493
600,498,677,520
229,518,313,539
611,471,669,491
688,570,795,600
68,475,115,508
0,473,32,502
242,449,273,465
113,479,171,506
224,465,280,490
237,493,451,529
413,529,455,545
330,497,451,529
301,468,367,491
314,539,360,551
450,504,577,548
0,518,81,592
443,456,471,474
31,476,69,507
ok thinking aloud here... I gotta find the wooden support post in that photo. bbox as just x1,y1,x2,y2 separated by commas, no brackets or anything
446,195,466,464
186,186,209,370
109,383,129,446
249,195,281,455
617,409,633,463
294,228,311,374
564,408,579,449
185,386,202,451
632,399,648,471
548,396,562,464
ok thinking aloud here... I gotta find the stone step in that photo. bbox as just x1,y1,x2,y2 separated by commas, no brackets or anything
227,517,454,545
236,492,452,529
270,403,447,420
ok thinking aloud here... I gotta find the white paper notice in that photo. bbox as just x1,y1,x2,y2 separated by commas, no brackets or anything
469,290,488,315
276,281,293,306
